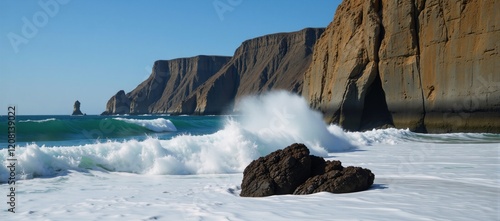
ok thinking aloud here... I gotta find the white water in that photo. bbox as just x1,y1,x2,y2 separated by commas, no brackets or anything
3,121,494,182
0,119,351,180
237,91,354,155
0,92,358,180
1,141,498,220
0,91,499,220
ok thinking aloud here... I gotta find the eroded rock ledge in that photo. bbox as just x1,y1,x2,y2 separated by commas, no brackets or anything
240,143,374,197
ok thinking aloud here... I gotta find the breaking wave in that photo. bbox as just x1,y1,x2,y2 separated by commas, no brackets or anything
0,91,356,181
1,91,497,182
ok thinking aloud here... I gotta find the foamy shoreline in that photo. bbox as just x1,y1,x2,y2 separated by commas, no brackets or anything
2,142,498,220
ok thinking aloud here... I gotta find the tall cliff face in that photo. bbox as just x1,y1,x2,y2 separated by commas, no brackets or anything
175,28,325,114
102,56,231,115
303,0,500,132
417,0,500,132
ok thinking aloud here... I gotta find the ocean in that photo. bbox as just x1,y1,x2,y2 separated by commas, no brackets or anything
2,115,224,147
1,92,499,220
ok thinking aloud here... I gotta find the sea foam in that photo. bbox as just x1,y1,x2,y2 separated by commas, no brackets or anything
342,127,413,145
0,91,358,181
236,91,354,155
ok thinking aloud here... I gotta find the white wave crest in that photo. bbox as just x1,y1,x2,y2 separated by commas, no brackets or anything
114,118,177,132
236,91,355,155
0,91,359,181
0,117,349,182
0,130,259,181
19,118,57,123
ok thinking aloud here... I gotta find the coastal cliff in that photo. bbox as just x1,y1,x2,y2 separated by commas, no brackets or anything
303,0,500,132
103,28,325,115
102,0,499,133
175,28,325,114
102,55,231,115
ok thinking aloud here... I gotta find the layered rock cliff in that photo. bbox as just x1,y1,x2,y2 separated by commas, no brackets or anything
103,28,325,115
175,28,325,114
102,0,498,132
102,55,231,115
303,0,500,133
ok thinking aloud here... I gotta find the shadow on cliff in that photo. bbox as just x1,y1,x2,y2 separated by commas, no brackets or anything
359,73,394,131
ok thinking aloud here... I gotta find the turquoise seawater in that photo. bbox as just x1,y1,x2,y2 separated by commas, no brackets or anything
0,115,226,147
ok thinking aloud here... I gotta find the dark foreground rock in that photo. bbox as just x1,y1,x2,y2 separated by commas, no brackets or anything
240,143,312,197
72,100,83,115
294,165,375,194
240,143,374,197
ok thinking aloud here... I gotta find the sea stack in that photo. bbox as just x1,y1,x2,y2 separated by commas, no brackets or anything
72,100,84,115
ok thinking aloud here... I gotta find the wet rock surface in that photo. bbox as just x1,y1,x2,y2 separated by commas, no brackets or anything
240,143,374,197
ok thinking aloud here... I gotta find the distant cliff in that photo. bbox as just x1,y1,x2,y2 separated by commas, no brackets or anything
175,28,324,114
303,0,500,133
102,55,231,115
175,28,325,114
103,28,325,115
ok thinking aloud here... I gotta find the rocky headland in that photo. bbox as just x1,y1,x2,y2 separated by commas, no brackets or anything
101,55,231,115
102,0,499,133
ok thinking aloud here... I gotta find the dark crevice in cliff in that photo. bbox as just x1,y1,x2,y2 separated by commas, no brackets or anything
361,0,391,131
318,51,329,106
359,72,393,130
412,1,428,133
377,0,385,43
412,2,421,55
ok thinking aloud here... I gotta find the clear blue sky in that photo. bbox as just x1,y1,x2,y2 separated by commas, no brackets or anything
0,0,341,115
